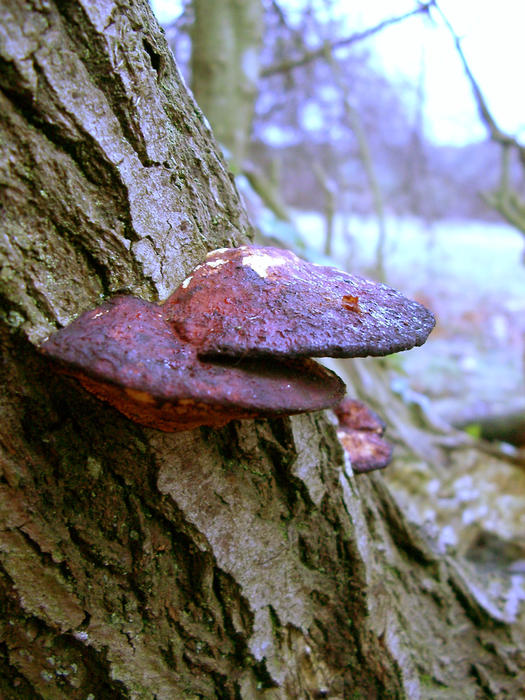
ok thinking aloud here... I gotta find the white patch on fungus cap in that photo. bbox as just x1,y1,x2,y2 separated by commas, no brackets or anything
92,309,111,319
207,247,230,257
206,259,228,269
181,263,205,288
241,251,289,279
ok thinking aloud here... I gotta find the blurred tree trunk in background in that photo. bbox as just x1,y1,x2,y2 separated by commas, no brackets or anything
191,0,263,169
190,0,294,224
324,49,388,281
0,1,524,698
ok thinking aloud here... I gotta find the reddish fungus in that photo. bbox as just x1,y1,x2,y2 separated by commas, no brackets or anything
40,245,435,437
334,397,386,434
39,296,345,432
334,397,393,473
163,245,435,359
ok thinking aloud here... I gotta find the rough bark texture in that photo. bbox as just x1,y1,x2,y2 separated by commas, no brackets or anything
0,0,250,344
0,2,524,699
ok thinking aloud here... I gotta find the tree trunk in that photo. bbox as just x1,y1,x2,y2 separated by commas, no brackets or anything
191,0,263,170
0,2,524,698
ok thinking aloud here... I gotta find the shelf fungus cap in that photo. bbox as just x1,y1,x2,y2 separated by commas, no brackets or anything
39,296,345,432
334,397,393,473
164,245,435,359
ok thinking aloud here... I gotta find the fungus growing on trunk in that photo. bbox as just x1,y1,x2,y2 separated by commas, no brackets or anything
334,398,393,473
163,245,435,359
40,245,434,434
39,296,345,431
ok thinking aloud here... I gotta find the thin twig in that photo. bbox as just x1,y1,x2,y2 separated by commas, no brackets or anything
261,2,435,77
433,2,525,240
432,2,512,145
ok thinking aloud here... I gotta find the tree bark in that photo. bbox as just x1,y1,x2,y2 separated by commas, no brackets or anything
0,2,524,699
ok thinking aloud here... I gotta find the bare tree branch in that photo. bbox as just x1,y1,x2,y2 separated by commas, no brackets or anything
267,0,288,27
311,160,336,256
434,2,525,243
261,2,434,78
242,161,292,222
433,2,513,145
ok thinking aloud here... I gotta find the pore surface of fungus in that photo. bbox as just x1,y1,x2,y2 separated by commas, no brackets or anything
39,296,345,431
163,245,436,359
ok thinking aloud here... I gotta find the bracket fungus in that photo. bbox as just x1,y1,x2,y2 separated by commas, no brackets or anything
39,245,435,434
39,296,345,431
334,398,393,473
163,245,435,359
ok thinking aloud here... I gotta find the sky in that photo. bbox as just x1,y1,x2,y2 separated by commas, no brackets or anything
150,0,525,146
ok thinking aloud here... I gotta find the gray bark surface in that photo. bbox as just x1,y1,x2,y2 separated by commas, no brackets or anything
0,2,524,698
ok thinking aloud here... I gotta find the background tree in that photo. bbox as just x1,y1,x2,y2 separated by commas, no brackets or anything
191,0,263,170
169,0,512,236
0,1,524,698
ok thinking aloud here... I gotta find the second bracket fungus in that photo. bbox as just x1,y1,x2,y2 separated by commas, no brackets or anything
40,245,435,434
334,398,393,473
164,245,435,360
